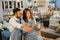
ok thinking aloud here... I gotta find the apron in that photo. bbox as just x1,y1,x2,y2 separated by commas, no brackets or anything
10,28,22,40
25,30,38,40
22,19,38,40
10,19,24,40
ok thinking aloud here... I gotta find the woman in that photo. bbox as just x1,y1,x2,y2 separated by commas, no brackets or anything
21,8,38,40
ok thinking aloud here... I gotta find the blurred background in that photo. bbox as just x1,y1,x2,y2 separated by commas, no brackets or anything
0,0,60,40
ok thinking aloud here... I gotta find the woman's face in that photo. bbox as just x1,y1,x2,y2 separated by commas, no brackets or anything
26,11,31,18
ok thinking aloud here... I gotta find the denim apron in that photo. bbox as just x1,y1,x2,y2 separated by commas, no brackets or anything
10,19,24,40
21,19,38,40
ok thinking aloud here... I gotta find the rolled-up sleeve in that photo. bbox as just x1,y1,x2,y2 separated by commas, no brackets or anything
9,18,22,29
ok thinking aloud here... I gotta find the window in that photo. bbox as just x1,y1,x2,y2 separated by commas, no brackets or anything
2,1,4,9
21,1,23,8
14,1,16,8
2,0,23,10
5,1,8,9
2,1,8,9
9,1,12,8
17,2,20,8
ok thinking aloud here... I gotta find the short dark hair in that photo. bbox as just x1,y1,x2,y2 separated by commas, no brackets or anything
13,8,21,15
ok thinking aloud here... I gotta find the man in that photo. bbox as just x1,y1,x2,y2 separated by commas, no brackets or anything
9,8,32,40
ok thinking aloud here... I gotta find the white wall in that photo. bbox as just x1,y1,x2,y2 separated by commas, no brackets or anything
0,0,3,22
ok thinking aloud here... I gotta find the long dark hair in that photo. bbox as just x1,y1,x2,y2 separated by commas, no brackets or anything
23,8,33,22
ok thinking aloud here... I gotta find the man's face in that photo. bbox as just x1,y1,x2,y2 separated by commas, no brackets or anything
16,11,22,18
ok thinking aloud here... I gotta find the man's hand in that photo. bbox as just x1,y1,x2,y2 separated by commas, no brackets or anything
21,25,32,33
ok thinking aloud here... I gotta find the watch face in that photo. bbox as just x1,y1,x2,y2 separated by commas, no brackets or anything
27,0,32,2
